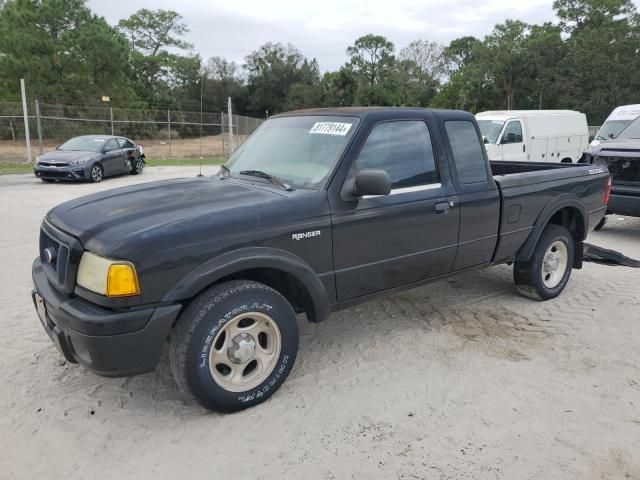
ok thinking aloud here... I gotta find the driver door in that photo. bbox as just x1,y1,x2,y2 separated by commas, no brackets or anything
499,120,526,162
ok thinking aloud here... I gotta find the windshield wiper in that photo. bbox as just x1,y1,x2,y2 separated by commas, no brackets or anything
239,170,294,191
220,163,231,177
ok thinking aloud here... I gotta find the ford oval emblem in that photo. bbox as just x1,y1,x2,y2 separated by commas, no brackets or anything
44,247,56,264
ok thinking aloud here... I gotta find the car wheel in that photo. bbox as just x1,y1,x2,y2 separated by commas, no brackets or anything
130,158,144,175
513,224,574,301
41,179,55,183
170,280,299,413
90,164,103,183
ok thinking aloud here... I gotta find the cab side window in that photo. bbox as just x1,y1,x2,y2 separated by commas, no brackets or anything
354,121,438,189
445,120,488,184
501,121,523,144
103,139,119,151
118,138,134,149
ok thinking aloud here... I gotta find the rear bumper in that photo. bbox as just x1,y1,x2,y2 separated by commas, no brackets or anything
32,258,181,377
607,192,640,217
34,165,87,181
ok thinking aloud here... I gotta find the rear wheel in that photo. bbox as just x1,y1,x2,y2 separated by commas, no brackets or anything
90,164,103,183
514,224,574,300
170,280,299,412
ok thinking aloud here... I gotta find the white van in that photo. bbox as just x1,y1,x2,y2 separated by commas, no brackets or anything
476,110,589,163
590,104,640,147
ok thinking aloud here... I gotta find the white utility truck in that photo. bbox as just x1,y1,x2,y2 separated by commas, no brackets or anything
590,104,640,147
476,110,589,163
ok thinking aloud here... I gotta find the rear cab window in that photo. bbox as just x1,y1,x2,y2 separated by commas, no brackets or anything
444,120,488,184
353,120,439,191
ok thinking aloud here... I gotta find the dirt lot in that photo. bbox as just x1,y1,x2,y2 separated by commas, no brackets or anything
1,167,639,479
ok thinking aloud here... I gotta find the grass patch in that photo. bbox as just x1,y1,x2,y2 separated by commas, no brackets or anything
0,163,33,175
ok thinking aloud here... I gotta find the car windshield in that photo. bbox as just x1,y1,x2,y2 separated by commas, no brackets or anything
477,120,504,144
597,119,635,140
612,116,640,139
225,115,359,189
59,136,107,152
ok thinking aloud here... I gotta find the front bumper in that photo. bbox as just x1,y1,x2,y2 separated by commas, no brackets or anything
34,164,87,181
607,191,640,217
32,258,181,377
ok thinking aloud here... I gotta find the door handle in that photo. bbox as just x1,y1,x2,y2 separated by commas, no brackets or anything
523,144,526,152
434,202,450,214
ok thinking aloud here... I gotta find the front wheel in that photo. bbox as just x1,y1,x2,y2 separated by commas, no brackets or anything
90,164,103,183
130,158,144,175
170,280,299,412
514,224,574,300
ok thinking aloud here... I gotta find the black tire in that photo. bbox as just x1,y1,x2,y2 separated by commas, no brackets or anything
170,280,299,412
41,179,55,183
89,163,103,183
593,216,607,231
130,158,144,175
513,224,574,301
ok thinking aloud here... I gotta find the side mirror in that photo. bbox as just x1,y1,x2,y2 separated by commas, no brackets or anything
483,136,489,144
342,169,392,199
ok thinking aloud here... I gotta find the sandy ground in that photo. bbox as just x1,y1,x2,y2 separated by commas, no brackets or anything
1,167,639,480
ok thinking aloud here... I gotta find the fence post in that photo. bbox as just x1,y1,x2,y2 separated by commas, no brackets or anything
221,112,226,159
35,99,43,154
227,97,235,154
20,78,32,164
109,107,114,135
167,109,172,158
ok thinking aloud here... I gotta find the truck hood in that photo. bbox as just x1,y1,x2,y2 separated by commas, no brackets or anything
585,138,640,158
46,176,291,256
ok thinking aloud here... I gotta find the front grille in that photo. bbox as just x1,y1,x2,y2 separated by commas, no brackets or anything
39,221,82,294
38,171,69,178
38,162,69,167
598,157,640,185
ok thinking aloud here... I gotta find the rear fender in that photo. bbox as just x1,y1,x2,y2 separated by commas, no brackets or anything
517,194,587,266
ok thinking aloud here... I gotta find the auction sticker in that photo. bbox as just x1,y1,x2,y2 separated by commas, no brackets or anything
309,122,352,136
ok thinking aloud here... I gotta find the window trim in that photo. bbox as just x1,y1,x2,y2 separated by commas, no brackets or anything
348,119,441,197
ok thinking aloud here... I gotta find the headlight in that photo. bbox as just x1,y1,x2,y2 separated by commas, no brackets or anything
77,252,140,297
35,156,41,164
70,158,89,166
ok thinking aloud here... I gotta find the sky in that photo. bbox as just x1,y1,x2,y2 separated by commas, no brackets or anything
88,0,560,72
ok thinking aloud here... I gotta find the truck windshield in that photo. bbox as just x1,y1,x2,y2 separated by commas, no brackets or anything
611,116,640,139
477,120,504,144
597,119,636,140
225,115,359,189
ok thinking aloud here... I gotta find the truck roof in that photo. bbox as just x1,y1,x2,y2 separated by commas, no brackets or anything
477,110,583,118
273,106,474,120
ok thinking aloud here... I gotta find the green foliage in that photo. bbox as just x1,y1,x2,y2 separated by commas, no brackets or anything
0,0,135,102
1,0,640,125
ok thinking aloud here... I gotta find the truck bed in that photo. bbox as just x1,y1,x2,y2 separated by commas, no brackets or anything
488,161,609,263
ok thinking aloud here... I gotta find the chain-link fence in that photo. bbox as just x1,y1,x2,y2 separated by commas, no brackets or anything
0,100,264,164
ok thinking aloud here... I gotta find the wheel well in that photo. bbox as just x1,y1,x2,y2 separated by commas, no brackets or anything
217,268,317,322
560,157,573,163
547,206,585,240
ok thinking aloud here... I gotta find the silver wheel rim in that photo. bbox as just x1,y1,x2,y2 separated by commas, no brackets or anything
135,161,143,174
91,166,102,182
542,240,568,288
208,312,282,393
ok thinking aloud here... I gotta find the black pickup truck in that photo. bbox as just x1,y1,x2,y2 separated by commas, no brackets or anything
32,107,609,412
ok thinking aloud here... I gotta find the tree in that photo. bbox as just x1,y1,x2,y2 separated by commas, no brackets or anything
396,40,447,106
347,34,395,87
244,42,320,115
444,36,481,71
0,0,135,101
117,9,194,100
320,67,358,107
